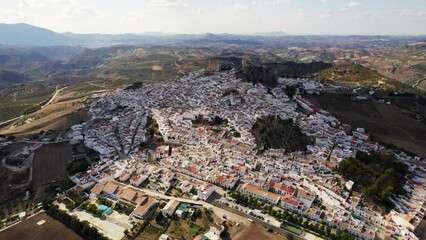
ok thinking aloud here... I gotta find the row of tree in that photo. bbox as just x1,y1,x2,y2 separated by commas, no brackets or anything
230,191,356,240
42,199,109,240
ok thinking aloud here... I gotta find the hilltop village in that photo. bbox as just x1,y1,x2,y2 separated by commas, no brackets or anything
60,69,425,240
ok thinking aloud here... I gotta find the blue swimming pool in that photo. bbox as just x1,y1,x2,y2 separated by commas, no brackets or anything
97,204,112,214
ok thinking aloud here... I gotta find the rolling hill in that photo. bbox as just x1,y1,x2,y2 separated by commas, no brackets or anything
0,23,75,46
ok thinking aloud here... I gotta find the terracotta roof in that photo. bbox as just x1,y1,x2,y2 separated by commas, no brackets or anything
282,196,300,206
119,187,137,201
133,196,157,217
216,175,225,182
91,183,105,195
241,183,280,201
104,181,119,194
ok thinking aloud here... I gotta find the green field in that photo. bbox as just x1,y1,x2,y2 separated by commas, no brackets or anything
282,224,303,235
0,86,55,122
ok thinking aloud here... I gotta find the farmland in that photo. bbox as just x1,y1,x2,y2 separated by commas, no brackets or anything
0,99,89,138
231,223,287,240
0,86,55,123
32,143,72,191
0,212,82,240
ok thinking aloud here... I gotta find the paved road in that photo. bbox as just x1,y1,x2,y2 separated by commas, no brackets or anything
107,178,306,239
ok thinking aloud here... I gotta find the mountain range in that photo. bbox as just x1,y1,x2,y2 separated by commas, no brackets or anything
0,23,290,47
2,22,425,48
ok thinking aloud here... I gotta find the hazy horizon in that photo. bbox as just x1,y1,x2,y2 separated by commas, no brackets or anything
0,0,425,35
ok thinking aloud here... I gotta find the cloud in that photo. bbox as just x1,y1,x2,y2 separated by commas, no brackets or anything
272,0,295,3
320,9,332,18
392,9,426,18
150,0,184,9
296,10,312,18
18,0,71,8
0,7,31,21
319,0,328,3
355,12,371,19
232,3,250,14
347,1,362,8
193,8,204,15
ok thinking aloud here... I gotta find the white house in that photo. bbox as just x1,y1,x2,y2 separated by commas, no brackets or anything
198,184,216,201
240,183,280,205
161,200,180,217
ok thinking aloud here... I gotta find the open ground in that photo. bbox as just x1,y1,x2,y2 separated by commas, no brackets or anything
0,212,82,240
0,99,90,138
32,143,72,196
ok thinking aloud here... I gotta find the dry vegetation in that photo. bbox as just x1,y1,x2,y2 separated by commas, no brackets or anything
0,212,82,240
231,223,287,240
0,99,89,138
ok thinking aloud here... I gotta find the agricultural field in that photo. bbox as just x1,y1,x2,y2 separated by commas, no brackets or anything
0,212,82,240
32,143,72,191
0,99,89,138
231,223,287,240
0,86,55,123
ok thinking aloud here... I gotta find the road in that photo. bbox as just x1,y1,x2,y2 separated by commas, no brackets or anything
41,86,68,109
105,178,306,239
174,53,185,75
0,115,24,127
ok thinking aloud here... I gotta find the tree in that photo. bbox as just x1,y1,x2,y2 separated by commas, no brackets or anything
285,233,294,240
158,201,167,209
284,85,297,99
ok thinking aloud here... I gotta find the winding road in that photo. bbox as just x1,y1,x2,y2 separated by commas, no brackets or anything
41,86,68,109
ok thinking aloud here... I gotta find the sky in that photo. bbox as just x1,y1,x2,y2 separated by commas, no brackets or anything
0,0,425,35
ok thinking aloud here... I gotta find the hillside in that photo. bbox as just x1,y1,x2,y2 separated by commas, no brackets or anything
0,70,26,88
359,42,426,91
236,64,278,88
317,63,418,92
251,115,312,152
0,23,74,46
264,61,332,77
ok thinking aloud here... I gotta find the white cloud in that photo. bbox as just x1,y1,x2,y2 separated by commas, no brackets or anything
18,0,71,8
347,1,362,8
296,10,312,18
320,0,328,3
150,0,184,9
320,9,332,18
392,9,426,18
0,7,31,21
232,3,250,14
272,0,295,3
337,7,347,12
355,12,371,19
194,8,203,15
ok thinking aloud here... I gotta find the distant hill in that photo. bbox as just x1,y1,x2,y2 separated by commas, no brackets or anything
0,69,26,88
252,31,288,36
0,23,75,46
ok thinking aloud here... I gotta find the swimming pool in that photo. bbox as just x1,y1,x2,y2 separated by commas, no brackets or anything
97,204,112,214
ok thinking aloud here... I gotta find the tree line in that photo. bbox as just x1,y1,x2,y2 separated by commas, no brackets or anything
42,199,109,240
